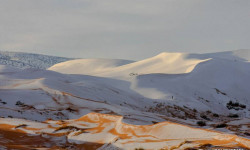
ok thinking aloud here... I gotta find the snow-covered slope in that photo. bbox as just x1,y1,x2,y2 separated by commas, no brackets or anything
49,58,134,75
0,64,155,123
0,49,250,149
49,49,250,79
0,113,249,149
49,50,250,116
200,49,250,61
49,52,209,79
0,51,73,69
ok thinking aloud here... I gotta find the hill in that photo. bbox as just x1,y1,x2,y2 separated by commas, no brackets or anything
0,50,249,149
0,51,73,69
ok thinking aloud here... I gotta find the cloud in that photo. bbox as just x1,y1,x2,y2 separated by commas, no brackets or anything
0,0,250,60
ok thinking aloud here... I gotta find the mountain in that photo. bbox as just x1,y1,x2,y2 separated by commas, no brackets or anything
0,51,73,69
0,50,249,149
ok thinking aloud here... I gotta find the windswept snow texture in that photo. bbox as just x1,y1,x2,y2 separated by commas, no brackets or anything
0,51,73,69
0,49,250,149
0,113,249,149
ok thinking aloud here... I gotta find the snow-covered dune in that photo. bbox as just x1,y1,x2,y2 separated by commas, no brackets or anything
201,49,250,61
132,58,250,114
0,113,249,149
48,50,250,117
49,49,250,79
49,52,210,78
0,64,157,124
0,50,250,149
49,58,134,76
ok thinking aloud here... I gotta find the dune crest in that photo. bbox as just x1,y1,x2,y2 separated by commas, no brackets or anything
49,52,211,79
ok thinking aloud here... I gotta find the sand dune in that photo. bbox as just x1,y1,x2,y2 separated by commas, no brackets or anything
1,50,250,149
0,113,249,149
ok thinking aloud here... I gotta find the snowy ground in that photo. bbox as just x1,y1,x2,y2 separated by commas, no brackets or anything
0,113,249,149
0,49,249,149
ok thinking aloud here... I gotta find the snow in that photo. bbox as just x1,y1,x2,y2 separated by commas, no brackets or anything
49,50,250,117
49,52,209,79
0,113,249,149
49,58,134,76
0,51,73,69
0,49,250,149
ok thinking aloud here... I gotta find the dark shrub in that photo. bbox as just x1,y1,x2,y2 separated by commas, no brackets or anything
240,104,246,108
215,123,227,128
152,121,158,124
233,102,239,107
213,113,219,117
227,101,246,110
228,114,239,118
244,132,250,136
200,144,213,148
200,115,210,120
197,121,206,126
16,101,24,106
206,110,211,113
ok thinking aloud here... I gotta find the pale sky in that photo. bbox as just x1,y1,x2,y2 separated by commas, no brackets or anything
0,0,250,60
